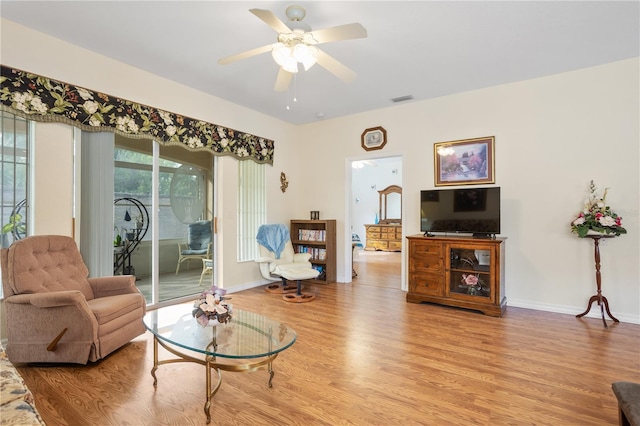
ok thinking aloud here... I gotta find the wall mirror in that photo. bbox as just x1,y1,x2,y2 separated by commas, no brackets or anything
378,185,402,224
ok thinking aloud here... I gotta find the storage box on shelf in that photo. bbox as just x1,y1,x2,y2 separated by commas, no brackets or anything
290,220,336,284
406,234,506,317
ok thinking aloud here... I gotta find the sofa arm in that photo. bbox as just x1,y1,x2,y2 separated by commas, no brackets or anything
5,290,87,308
88,275,137,298
3,293,98,355
612,382,640,426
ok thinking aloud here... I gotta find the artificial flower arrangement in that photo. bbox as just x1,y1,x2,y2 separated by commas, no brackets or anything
192,285,233,327
571,180,627,238
460,273,485,296
456,256,487,296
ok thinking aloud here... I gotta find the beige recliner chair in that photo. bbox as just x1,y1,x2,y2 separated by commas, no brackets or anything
255,224,319,302
256,240,315,288
0,235,146,364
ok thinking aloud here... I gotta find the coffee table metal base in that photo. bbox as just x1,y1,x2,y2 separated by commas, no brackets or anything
151,335,276,424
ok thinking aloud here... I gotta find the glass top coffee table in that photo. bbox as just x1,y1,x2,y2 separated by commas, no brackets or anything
143,305,297,424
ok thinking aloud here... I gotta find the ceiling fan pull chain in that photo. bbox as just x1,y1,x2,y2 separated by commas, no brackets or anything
286,87,291,111
293,74,298,103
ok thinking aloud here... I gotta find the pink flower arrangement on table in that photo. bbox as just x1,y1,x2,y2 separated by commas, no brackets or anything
192,285,233,327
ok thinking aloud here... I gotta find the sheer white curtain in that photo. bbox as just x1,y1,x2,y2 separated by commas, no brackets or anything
79,132,114,277
237,160,265,261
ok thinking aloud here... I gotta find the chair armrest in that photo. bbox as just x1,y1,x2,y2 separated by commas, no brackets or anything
255,256,275,264
293,253,312,263
4,290,87,308
88,275,138,298
4,292,98,351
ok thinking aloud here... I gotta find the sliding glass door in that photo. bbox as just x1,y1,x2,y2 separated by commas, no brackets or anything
113,136,214,305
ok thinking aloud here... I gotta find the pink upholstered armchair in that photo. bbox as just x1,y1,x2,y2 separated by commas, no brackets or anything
0,235,146,364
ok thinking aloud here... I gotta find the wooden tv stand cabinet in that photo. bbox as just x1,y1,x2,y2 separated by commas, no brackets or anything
406,234,506,317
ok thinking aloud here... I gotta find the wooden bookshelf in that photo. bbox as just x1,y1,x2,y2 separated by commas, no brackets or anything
290,220,336,284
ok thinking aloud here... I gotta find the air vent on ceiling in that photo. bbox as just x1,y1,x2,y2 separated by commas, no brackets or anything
391,95,414,103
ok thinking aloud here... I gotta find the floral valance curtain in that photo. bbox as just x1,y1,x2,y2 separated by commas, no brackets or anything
0,65,274,164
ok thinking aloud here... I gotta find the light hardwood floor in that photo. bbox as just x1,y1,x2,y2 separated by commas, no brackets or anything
15,252,639,425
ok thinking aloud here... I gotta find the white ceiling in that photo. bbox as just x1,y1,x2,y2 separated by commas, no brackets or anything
2,1,638,125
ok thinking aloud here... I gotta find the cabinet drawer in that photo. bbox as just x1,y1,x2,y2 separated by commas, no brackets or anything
388,241,402,251
366,226,381,233
410,241,441,256
411,254,441,271
409,272,443,296
366,230,381,239
370,240,389,250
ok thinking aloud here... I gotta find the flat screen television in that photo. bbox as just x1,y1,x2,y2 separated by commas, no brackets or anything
420,187,500,236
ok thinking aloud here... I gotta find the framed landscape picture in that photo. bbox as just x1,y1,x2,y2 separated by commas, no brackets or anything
434,136,495,186
361,126,387,151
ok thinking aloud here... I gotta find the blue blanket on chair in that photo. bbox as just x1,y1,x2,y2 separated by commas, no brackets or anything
256,224,290,259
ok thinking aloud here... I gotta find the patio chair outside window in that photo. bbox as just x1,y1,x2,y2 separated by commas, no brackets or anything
176,220,212,275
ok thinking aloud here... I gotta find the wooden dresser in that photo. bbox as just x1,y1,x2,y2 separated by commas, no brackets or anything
364,224,402,252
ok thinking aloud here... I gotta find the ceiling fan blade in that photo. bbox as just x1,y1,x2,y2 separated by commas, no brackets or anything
250,8,292,34
218,43,277,65
315,49,357,83
310,23,367,44
274,68,294,92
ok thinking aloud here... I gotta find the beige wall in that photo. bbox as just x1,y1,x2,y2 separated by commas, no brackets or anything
32,123,75,237
292,58,640,322
1,18,638,325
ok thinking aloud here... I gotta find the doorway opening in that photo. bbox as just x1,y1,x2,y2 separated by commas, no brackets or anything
350,156,403,289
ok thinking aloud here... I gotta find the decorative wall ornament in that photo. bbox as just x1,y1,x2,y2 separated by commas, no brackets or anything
0,65,274,164
361,126,387,151
280,172,289,193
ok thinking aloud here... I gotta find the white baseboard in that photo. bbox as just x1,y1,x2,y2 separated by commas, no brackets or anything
508,299,640,325
225,279,272,294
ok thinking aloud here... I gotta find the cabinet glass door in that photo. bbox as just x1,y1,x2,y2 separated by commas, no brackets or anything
448,247,492,299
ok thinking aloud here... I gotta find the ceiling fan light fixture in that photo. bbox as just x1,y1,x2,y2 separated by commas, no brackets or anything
271,43,290,66
285,5,306,22
294,44,318,70
220,7,367,92
301,55,317,71
293,43,310,61
281,57,299,73
272,40,318,72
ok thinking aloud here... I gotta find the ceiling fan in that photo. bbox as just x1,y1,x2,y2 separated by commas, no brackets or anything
218,5,367,92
